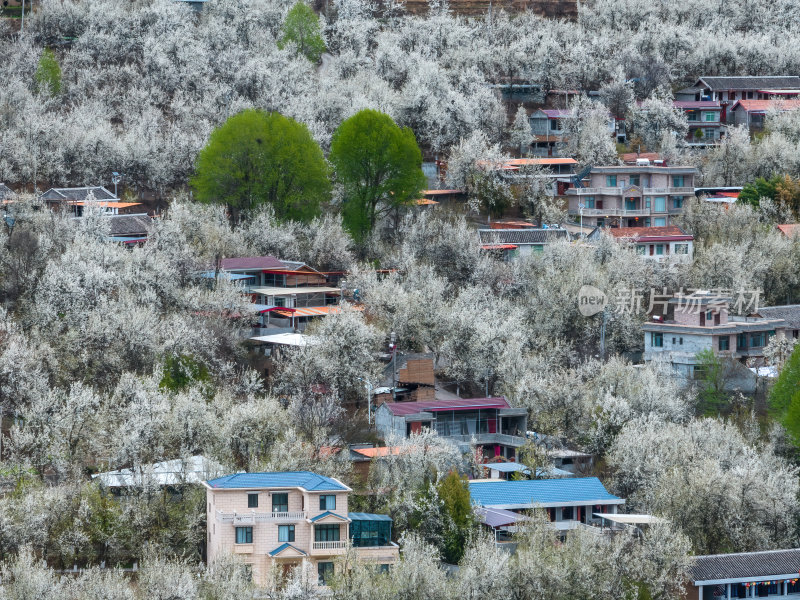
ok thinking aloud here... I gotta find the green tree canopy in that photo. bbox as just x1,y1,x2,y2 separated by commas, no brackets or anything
437,471,473,563
278,1,327,63
738,174,800,218
191,109,330,222
770,343,800,442
329,109,426,242
35,48,62,96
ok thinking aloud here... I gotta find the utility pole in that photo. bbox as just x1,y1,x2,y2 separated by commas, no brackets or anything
390,332,397,402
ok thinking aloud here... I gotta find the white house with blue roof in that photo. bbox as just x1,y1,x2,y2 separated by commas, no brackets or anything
203,471,398,587
469,477,625,530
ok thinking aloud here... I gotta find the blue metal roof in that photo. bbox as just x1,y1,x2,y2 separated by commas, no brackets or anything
206,471,348,491
268,543,307,557
468,477,623,508
310,511,349,522
348,512,393,522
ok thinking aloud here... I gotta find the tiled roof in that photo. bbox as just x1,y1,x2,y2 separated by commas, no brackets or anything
206,471,349,491
537,109,570,118
697,76,800,90
468,477,623,508
777,224,800,238
730,99,800,113
309,511,349,522
690,549,800,583
605,226,693,241
383,397,510,416
268,543,307,557
478,228,569,245
108,214,152,236
41,186,117,201
220,256,286,271
754,305,800,329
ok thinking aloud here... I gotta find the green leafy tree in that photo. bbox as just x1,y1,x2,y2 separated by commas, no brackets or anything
329,109,426,242
738,175,781,208
437,471,473,564
695,349,731,415
278,1,327,63
191,109,330,222
770,344,800,441
35,48,62,96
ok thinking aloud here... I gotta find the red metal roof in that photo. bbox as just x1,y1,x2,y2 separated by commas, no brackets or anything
221,256,285,270
481,244,519,250
384,397,511,416
730,99,800,113
607,226,693,242
539,109,570,118
777,224,800,237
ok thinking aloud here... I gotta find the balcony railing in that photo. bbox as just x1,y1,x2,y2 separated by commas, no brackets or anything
570,186,694,196
312,540,349,551
568,208,649,217
216,510,307,524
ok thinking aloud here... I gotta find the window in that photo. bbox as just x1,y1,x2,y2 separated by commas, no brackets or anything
561,507,573,520
319,495,336,511
279,525,295,543
654,218,666,227
248,493,258,508
584,197,595,208
645,199,651,209
636,245,646,255
235,527,253,544
672,176,684,187
737,333,748,350
687,111,699,121
672,337,676,344
318,562,334,586
654,197,666,212
655,244,664,255
272,493,288,513
379,564,390,574
606,175,617,187
315,524,341,542
679,338,683,345
651,332,663,348
350,518,392,547
703,112,716,122
672,196,684,209
629,174,640,186
750,332,766,348
596,219,605,227
718,337,730,351
674,243,689,254
550,119,560,131
532,244,544,253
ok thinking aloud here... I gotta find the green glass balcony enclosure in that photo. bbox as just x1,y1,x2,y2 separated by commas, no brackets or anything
349,513,393,547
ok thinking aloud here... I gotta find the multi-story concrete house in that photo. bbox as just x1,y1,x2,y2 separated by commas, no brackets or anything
587,225,694,262
528,109,616,157
643,292,788,387
211,256,344,331
565,164,697,228
204,471,399,587
674,100,723,142
676,76,800,122
374,397,527,461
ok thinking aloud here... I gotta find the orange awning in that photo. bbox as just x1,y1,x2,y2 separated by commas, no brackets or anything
271,305,364,318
